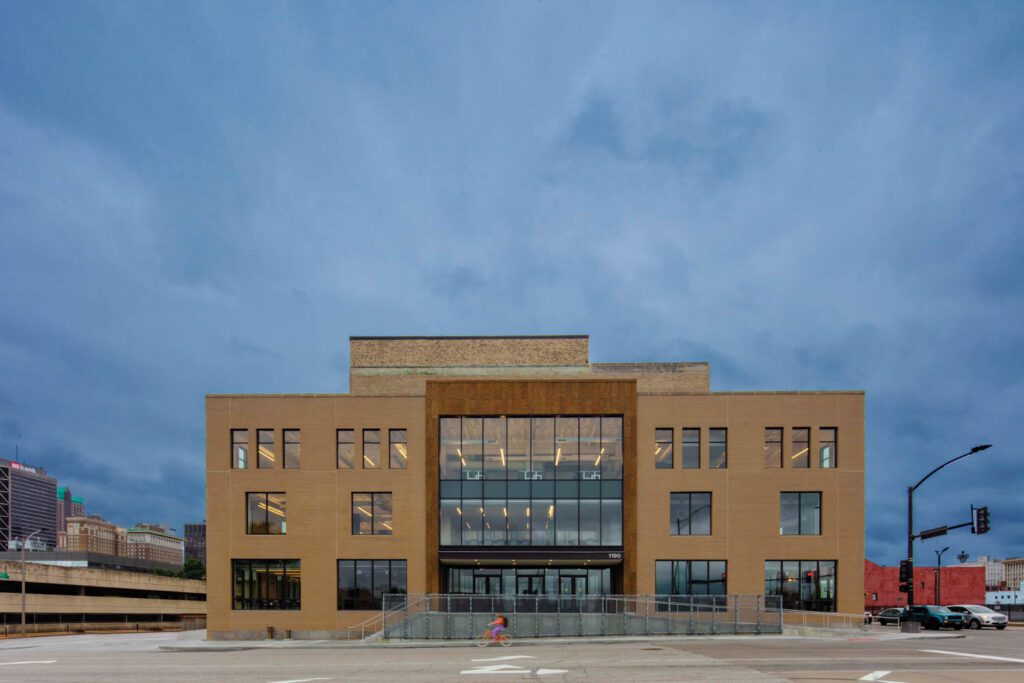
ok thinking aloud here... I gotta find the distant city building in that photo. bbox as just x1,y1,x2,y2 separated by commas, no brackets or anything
184,521,206,564
60,515,126,556
987,584,1024,606
56,486,73,535
126,523,184,567
0,457,58,550
864,559,985,611
1002,558,1024,591
957,555,1005,590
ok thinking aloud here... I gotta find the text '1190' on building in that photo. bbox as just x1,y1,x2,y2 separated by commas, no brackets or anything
206,335,864,639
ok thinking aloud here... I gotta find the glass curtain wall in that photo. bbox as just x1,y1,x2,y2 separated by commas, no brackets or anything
439,416,623,547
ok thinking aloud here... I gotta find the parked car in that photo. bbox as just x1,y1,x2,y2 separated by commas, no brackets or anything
946,605,1009,630
903,605,965,630
874,608,904,626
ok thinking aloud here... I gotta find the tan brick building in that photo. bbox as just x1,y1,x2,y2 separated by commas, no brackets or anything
60,516,126,556
206,335,864,638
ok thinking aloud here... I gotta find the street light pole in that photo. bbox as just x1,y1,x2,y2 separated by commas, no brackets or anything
20,528,46,635
934,546,949,605
906,444,990,608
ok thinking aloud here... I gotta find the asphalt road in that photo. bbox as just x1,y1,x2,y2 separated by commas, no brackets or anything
1,627,1023,682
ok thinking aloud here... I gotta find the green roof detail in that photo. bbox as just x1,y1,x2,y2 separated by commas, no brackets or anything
72,496,84,504
57,486,67,498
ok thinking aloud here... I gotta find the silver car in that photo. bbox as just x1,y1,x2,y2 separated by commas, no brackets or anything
947,604,1009,630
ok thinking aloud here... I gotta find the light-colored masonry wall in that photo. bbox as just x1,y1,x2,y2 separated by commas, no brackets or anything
636,392,865,615
0,560,206,616
350,337,710,395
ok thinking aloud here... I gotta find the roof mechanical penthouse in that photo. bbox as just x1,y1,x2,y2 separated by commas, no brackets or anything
205,335,864,639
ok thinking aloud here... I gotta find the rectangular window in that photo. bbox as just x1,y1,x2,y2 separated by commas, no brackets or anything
232,559,300,610
764,428,782,468
655,560,727,596
791,427,810,468
600,416,623,479
440,418,462,480
682,429,700,469
764,560,836,611
780,492,821,535
669,492,712,535
283,429,300,469
363,429,381,469
337,429,355,469
352,492,393,535
555,417,580,480
257,429,276,468
337,559,407,610
232,429,249,469
389,429,408,469
819,428,837,468
247,493,287,534
655,429,673,469
709,429,727,469
482,418,505,479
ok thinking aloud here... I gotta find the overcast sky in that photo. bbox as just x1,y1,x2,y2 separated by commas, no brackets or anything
1,2,1021,566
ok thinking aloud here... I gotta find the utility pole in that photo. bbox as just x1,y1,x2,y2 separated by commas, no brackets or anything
20,528,46,635
906,445,990,608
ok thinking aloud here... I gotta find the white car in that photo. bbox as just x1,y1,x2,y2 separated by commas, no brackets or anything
946,604,1009,630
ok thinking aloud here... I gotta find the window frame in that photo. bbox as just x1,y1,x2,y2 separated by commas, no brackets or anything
389,428,408,469
791,427,810,468
231,429,249,469
669,492,712,536
352,492,393,536
779,491,822,535
337,429,355,469
819,427,837,468
283,429,301,469
363,429,381,469
257,428,276,469
337,559,408,610
709,428,727,469
655,428,674,469
231,559,301,610
764,427,783,468
654,559,728,596
246,492,287,535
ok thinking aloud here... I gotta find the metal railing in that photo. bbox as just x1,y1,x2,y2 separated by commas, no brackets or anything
782,609,872,632
380,594,782,639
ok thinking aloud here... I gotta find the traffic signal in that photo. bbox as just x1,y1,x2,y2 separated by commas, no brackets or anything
973,506,990,535
899,559,913,592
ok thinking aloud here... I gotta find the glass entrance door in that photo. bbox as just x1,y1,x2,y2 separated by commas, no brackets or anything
474,575,502,595
517,575,546,596
559,575,587,596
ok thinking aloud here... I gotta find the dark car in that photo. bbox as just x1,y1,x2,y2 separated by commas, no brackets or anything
904,605,965,630
875,608,904,626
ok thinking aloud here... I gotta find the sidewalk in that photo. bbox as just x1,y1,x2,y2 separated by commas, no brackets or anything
158,630,965,652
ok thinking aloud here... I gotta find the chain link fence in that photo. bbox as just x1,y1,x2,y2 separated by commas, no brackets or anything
381,594,782,639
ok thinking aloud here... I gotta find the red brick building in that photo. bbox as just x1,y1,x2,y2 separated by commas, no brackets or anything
865,559,985,613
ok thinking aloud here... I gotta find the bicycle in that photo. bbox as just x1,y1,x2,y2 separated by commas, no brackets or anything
477,630,512,647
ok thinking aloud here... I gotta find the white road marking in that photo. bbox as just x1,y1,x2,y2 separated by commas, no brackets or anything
267,678,331,683
460,664,530,675
922,649,1024,664
536,669,570,675
859,672,891,681
471,656,536,662
0,660,57,666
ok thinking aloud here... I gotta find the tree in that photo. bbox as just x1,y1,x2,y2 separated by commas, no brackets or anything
181,559,206,580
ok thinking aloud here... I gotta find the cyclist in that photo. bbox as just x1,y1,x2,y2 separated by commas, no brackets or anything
486,613,508,642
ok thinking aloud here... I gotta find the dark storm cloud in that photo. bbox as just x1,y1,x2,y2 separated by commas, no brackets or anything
0,1,1022,563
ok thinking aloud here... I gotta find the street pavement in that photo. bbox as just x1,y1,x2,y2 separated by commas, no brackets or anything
1,626,1023,681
